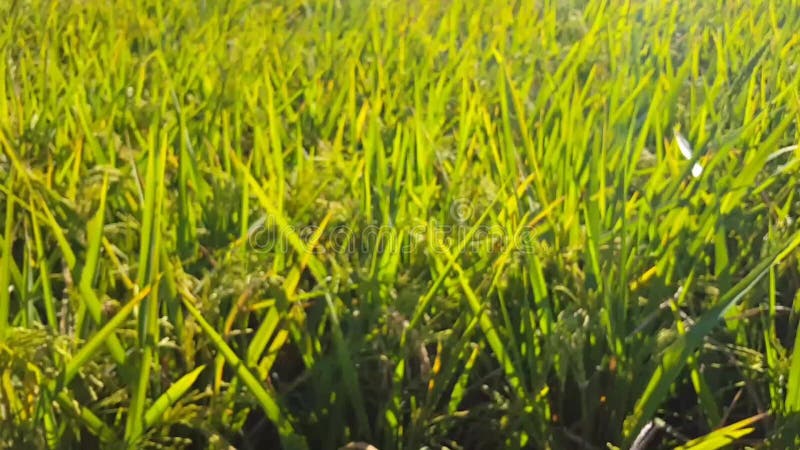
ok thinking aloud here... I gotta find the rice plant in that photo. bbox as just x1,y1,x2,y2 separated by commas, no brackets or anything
1,0,800,449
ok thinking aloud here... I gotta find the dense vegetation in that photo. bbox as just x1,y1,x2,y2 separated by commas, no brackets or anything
2,0,800,448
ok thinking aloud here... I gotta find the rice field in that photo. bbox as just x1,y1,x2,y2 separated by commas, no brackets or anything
2,0,800,449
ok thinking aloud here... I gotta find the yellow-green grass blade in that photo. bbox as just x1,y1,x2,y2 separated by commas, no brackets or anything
673,412,768,450
179,290,296,438
0,172,14,338
144,365,206,428
437,240,528,402
785,261,800,412
55,391,117,444
76,173,127,365
126,123,169,444
63,286,151,386
30,200,57,331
